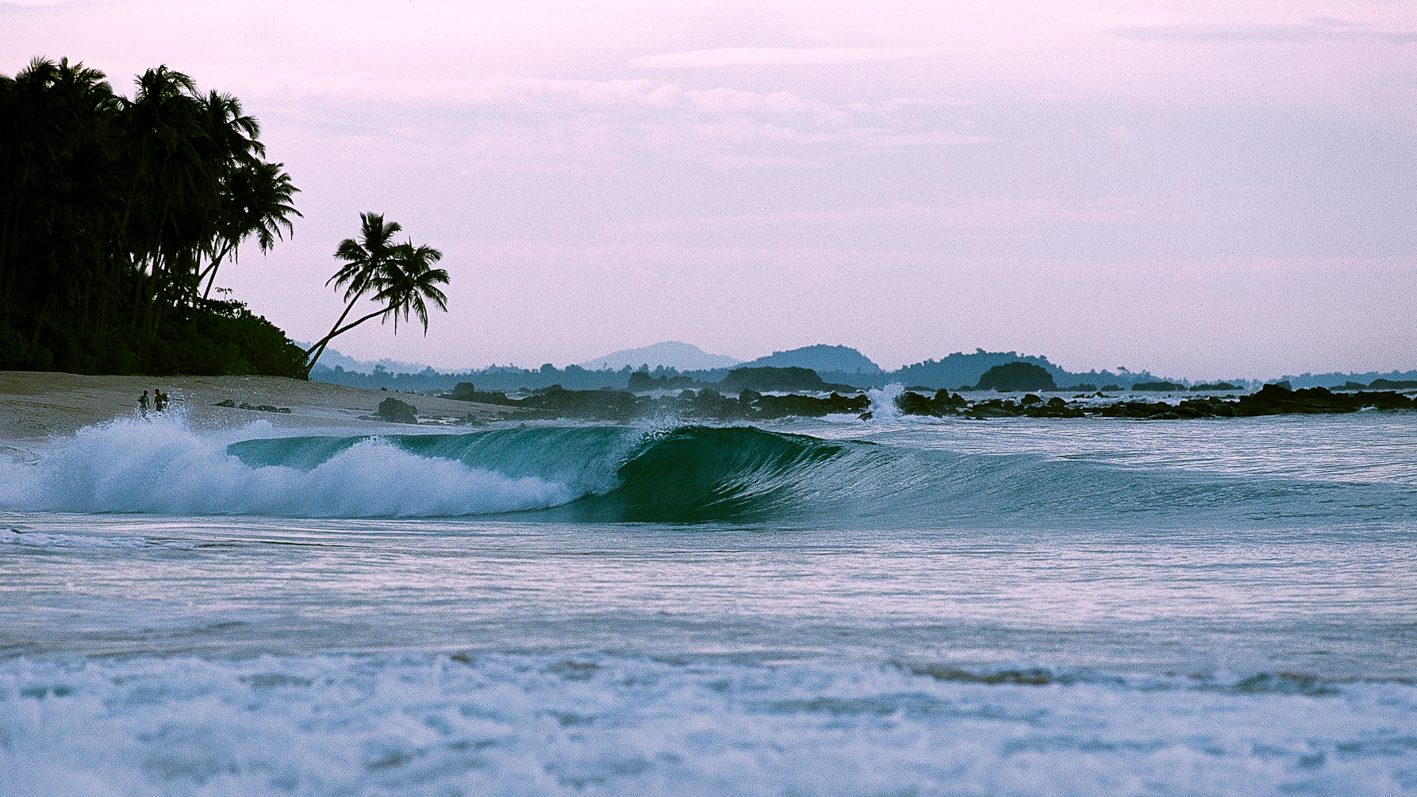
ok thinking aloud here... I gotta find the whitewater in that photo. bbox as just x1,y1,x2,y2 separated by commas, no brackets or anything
2,410,1416,795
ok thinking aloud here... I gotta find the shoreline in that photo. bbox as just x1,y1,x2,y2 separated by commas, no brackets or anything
0,371,520,444
4,371,1414,447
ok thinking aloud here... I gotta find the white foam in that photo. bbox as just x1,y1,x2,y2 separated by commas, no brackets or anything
0,528,149,549
0,653,1411,796
866,383,905,420
0,416,577,518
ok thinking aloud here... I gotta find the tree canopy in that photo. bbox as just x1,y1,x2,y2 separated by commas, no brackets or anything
0,57,303,374
974,362,1059,392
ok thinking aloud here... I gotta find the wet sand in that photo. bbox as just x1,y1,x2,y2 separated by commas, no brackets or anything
0,372,520,443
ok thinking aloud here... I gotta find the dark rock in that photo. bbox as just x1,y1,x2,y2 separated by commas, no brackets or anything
897,391,939,416
516,389,640,421
967,404,1019,418
753,392,869,418
377,397,419,423
221,399,291,414
897,388,965,417
1022,396,1083,418
1236,384,1348,416
1351,390,1417,411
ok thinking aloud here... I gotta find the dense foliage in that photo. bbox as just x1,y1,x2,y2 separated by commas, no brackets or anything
973,362,1058,391
0,57,303,375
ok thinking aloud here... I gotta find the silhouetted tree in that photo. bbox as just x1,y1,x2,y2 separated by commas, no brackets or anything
303,213,449,374
0,57,301,373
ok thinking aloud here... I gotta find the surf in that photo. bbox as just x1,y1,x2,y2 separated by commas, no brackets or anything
4,415,1415,525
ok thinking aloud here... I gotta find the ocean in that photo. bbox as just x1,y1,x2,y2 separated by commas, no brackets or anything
2,405,1415,795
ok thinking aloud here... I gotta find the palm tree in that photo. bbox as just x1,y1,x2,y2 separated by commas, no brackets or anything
373,242,448,334
301,212,401,368
0,58,124,348
189,89,276,301
1,57,304,373
120,65,208,329
302,213,449,374
197,159,301,299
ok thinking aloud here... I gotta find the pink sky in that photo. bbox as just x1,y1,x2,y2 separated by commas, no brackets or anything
4,0,1415,377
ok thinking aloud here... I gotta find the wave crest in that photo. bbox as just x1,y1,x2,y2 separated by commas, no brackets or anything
5,417,1414,524
0,418,575,517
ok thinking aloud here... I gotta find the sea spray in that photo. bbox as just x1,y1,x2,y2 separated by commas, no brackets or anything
3,652,1414,796
0,415,575,517
867,383,906,420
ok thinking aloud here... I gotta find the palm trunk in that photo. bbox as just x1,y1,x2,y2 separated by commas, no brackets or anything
303,303,391,375
303,298,361,365
199,241,236,300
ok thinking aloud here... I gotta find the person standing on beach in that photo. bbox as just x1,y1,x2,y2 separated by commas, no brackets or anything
138,390,149,416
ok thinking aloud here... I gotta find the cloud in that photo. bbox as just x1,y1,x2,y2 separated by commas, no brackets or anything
1109,20,1417,45
878,97,977,111
266,73,847,122
629,46,937,69
679,118,996,149
632,198,1146,238
851,129,998,147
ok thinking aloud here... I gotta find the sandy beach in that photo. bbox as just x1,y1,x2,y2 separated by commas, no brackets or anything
0,371,519,443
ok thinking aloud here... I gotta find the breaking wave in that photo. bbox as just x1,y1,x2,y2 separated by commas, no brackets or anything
2,416,1414,524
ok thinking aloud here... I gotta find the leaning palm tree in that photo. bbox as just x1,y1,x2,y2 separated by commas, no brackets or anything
301,212,402,369
302,213,448,375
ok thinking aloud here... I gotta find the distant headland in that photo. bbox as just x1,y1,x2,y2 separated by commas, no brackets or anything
311,341,1417,395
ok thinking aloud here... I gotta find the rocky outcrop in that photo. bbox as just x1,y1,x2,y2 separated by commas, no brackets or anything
377,397,418,423
213,398,292,414
892,382,1415,421
516,387,640,422
1234,384,1414,416
896,389,968,417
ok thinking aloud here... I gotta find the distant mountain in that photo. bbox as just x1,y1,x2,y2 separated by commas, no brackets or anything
740,344,882,374
1279,369,1417,389
304,344,430,376
895,350,1064,390
577,341,740,372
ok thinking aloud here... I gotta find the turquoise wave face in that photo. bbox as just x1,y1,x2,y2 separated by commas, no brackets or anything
219,424,1417,526
6,417,1416,523
226,426,861,522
